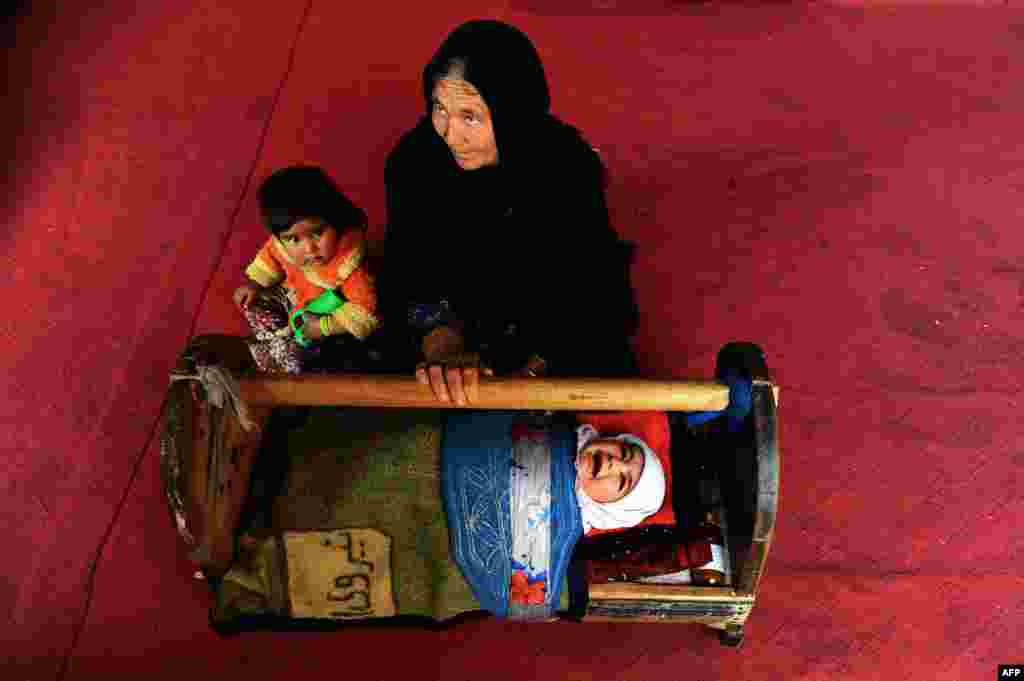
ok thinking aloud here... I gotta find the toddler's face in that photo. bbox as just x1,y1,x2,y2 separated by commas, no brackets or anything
277,217,339,267
576,438,645,504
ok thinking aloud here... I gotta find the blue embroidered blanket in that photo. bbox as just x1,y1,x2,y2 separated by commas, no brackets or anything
441,412,582,620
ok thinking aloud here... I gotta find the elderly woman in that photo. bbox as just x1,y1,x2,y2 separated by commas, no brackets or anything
381,19,639,403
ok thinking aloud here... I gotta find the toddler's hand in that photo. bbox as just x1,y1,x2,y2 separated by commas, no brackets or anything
301,314,324,341
233,283,262,310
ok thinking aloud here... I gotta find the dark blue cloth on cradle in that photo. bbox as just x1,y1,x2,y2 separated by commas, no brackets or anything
441,412,582,619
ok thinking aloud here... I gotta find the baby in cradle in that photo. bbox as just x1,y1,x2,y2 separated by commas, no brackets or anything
574,424,667,534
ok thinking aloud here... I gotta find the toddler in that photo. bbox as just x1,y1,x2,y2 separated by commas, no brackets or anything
233,165,380,373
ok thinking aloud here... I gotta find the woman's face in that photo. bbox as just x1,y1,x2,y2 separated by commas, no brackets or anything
431,78,498,170
576,438,645,504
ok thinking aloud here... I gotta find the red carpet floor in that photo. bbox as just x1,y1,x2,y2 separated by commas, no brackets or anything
3,1,1023,679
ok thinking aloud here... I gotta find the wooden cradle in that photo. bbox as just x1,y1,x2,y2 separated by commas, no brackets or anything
159,337,778,647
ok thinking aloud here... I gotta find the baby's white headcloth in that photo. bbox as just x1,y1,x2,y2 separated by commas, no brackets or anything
575,424,666,533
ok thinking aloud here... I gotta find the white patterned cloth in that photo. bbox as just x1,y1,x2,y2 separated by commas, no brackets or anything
508,430,552,620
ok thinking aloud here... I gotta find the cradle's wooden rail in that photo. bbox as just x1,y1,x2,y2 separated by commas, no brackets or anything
235,374,731,412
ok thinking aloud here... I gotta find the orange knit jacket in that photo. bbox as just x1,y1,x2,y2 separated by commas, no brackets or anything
244,229,379,340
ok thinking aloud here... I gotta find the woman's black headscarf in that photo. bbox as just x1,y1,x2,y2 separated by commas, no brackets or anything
421,19,552,174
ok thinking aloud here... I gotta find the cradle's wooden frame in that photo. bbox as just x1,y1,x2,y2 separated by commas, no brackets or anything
583,367,779,647
236,374,731,412
163,337,778,647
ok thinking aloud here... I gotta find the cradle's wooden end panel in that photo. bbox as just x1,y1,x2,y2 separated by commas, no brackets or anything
584,584,755,625
583,342,779,630
713,342,779,598
736,381,779,597
202,402,270,577
583,603,753,626
589,583,744,602
160,335,271,578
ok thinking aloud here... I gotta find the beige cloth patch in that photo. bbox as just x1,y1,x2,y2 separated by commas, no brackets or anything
284,529,396,619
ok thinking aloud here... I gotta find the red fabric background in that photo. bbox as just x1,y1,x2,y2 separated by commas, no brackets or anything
3,2,1023,679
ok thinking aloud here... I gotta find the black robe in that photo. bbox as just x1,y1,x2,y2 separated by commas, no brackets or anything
379,20,638,377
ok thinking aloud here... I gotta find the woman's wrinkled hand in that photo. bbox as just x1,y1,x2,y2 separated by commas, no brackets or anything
417,326,493,405
415,353,494,406
421,324,465,362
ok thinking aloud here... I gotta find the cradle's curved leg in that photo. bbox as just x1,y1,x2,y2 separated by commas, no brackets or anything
719,624,744,648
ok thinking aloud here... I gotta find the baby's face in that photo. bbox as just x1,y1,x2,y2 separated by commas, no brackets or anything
277,217,339,267
576,438,645,504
